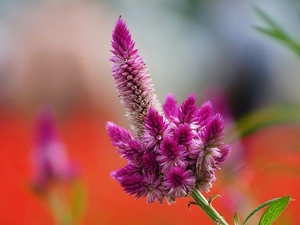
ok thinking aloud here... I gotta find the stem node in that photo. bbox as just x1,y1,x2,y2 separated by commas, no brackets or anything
190,189,229,225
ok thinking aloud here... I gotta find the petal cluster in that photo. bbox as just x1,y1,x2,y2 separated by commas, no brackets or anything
108,18,230,204
107,93,230,203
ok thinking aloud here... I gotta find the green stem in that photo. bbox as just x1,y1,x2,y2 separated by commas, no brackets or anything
190,188,229,225
57,184,73,225
47,184,73,225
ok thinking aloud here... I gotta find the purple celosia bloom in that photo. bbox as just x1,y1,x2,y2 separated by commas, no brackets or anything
163,167,195,199
157,136,187,173
178,93,198,125
163,93,179,121
143,107,168,151
110,16,161,136
107,18,231,203
31,106,76,191
173,124,193,146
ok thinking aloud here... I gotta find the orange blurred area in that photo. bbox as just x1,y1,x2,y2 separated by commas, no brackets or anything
0,106,300,225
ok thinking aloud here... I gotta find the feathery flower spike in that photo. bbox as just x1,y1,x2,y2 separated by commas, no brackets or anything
107,17,231,204
110,17,161,136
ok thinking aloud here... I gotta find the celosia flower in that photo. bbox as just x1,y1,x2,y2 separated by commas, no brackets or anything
110,16,161,136
31,106,76,191
163,167,195,199
157,136,187,173
107,17,230,204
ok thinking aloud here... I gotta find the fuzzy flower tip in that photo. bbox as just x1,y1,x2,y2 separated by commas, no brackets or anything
107,18,231,204
110,17,161,136
31,106,77,191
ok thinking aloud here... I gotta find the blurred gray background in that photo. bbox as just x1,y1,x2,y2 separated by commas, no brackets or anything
0,0,299,121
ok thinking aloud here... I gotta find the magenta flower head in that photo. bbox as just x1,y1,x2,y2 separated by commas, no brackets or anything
107,18,231,204
31,106,76,191
110,17,161,136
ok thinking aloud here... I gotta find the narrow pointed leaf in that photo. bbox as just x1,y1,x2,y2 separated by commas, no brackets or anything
253,7,282,30
234,212,241,225
253,7,300,57
253,26,300,57
258,196,290,225
253,26,288,42
242,196,290,225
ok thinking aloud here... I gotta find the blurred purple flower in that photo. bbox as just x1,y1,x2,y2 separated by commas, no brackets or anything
107,18,231,203
31,106,76,191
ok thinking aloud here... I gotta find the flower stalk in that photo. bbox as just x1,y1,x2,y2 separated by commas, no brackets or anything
190,188,229,225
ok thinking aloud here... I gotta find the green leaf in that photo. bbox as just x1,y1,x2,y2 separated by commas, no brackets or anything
253,26,289,43
47,191,65,225
253,6,300,57
234,212,241,225
227,105,300,142
253,7,280,29
242,196,290,225
259,196,290,225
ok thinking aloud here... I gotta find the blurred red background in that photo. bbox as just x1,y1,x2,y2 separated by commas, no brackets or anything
0,106,300,225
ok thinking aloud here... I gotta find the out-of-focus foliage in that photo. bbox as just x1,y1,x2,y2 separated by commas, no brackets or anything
254,7,300,57
228,105,300,142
